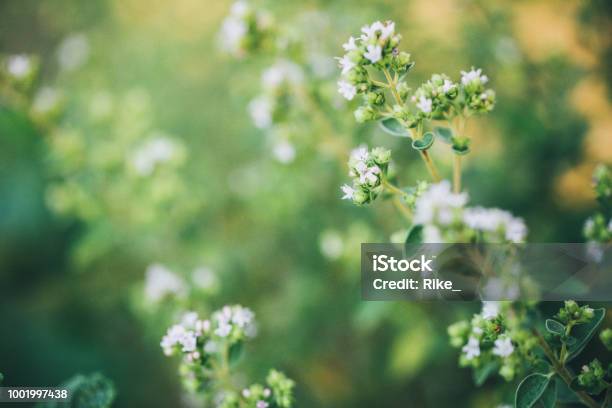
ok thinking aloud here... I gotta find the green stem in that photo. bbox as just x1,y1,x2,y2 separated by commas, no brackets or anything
533,329,601,408
453,154,462,193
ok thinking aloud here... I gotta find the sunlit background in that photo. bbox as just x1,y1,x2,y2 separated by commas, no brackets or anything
1,0,611,406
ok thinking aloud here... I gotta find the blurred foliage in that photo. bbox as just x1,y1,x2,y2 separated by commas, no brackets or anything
0,0,611,407
40,373,116,408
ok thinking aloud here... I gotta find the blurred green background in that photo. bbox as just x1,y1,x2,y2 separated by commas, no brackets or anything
1,0,611,406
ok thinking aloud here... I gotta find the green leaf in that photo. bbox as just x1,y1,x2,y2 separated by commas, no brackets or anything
412,132,435,151
379,118,410,137
567,308,605,361
545,319,565,336
555,377,582,404
434,126,453,144
405,225,423,245
40,373,116,408
515,373,551,408
228,341,244,366
473,361,499,386
536,380,556,408
451,136,471,155
451,144,471,155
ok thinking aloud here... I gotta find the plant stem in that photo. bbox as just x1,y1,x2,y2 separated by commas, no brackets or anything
381,67,442,183
532,329,601,408
453,154,462,193
382,179,405,196
421,150,441,182
392,197,413,221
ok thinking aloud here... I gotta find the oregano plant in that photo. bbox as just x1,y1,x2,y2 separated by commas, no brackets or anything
160,306,295,408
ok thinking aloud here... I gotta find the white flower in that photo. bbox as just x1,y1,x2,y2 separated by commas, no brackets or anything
379,21,395,40
413,181,468,226
6,55,31,78
342,36,358,52
130,135,182,176
262,60,303,91
160,324,197,354
364,44,382,63
256,401,269,408
230,0,249,17
180,331,197,352
493,336,514,357
57,33,89,72
481,301,500,320
461,68,488,86
463,207,527,242
144,264,186,303
232,306,255,328
360,21,384,41
416,96,432,113
242,389,251,398
350,145,369,163
263,388,271,398
181,311,199,328
341,184,356,200
462,337,481,360
272,140,296,164
338,80,357,100
248,96,273,128
442,79,456,94
215,322,232,338
219,16,248,55
337,55,355,75
358,166,380,186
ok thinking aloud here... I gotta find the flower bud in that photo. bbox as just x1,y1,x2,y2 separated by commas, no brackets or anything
371,147,391,165
366,91,385,106
352,189,369,205
354,105,377,123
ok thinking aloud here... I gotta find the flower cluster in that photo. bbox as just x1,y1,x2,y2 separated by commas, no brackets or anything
448,301,534,381
575,359,610,396
143,263,219,305
411,74,458,120
161,307,256,390
129,134,186,176
412,181,527,243
2,54,38,87
219,1,274,58
161,308,294,407
144,263,188,303
219,370,295,408
335,21,408,120
584,165,611,244
460,68,496,113
340,145,391,205
555,300,595,325
336,21,495,144
248,59,304,130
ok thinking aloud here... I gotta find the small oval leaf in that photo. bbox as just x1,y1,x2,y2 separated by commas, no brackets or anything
434,126,453,144
412,132,435,151
545,319,565,336
515,373,551,408
379,118,410,137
